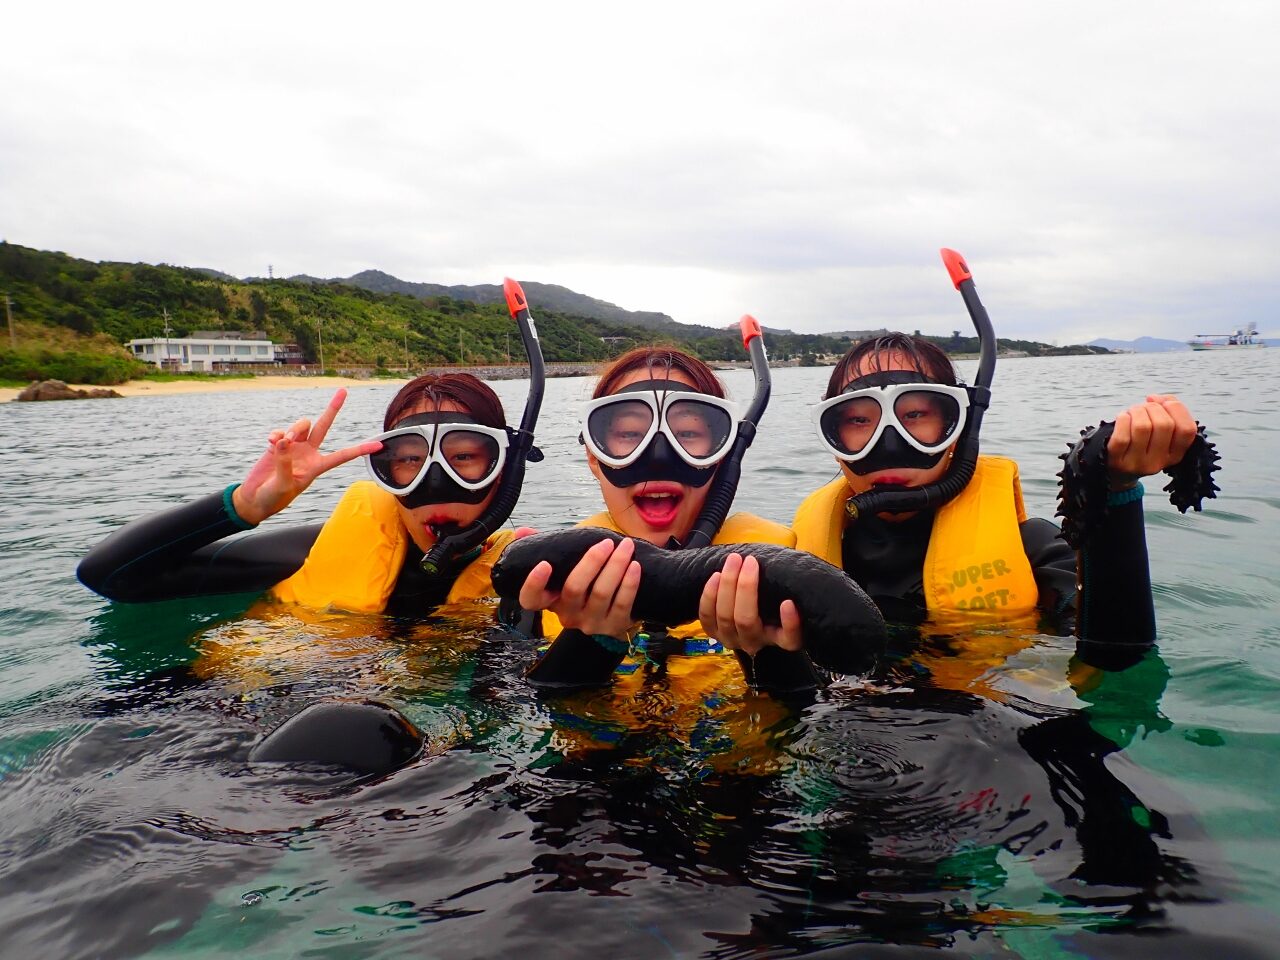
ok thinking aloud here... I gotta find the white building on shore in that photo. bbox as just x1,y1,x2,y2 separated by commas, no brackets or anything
126,331,277,372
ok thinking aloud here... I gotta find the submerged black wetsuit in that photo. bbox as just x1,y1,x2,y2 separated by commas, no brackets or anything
77,489,457,616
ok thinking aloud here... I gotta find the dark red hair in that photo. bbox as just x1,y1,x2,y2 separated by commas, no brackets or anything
593,347,724,399
825,333,957,399
383,373,506,430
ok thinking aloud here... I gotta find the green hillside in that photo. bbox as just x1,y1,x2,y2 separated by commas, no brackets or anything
0,242,1105,386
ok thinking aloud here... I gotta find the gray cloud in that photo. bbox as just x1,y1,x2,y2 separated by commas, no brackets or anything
2,1,1277,341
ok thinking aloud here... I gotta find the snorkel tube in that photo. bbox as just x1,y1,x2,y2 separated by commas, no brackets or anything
844,248,996,523
681,316,771,549
419,278,546,576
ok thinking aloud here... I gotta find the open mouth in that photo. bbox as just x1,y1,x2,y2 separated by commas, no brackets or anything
632,487,683,528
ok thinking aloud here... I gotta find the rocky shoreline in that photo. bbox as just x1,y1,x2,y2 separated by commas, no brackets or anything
15,380,124,401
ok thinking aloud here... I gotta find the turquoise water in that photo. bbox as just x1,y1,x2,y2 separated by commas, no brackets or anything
0,351,1277,958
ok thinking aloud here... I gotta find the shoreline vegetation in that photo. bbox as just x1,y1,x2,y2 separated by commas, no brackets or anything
0,241,1113,393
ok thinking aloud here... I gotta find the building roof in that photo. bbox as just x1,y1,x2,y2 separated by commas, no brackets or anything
189,330,269,340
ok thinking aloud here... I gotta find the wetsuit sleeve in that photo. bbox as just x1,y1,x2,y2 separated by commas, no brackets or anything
1020,502,1155,662
1020,518,1078,629
77,491,321,602
1074,498,1155,666
735,647,829,696
525,628,629,690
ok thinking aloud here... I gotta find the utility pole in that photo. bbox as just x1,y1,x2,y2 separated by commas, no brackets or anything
505,330,510,364
4,293,14,349
458,327,464,365
317,319,325,374
404,328,409,372
162,307,173,370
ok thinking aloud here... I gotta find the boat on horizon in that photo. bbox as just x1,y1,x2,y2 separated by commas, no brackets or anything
1188,322,1267,350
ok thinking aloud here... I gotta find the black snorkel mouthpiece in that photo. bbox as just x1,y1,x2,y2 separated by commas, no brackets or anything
420,277,546,577
682,316,771,549
845,248,995,523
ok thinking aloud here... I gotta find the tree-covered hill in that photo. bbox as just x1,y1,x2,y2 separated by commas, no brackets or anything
0,241,1106,385
327,270,721,337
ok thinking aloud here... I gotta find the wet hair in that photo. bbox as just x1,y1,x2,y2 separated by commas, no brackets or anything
824,333,958,399
593,347,725,400
382,373,506,430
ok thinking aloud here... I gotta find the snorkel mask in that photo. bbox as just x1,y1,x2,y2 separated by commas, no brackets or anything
582,380,739,490
841,249,995,522
576,318,772,550
364,278,545,578
366,412,511,508
812,370,971,476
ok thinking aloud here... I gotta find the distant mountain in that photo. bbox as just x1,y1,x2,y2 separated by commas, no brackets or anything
297,269,732,338
1088,336,1190,353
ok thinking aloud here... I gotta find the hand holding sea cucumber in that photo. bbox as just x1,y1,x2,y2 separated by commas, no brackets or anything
1105,394,1199,490
517,536,642,640
698,554,803,657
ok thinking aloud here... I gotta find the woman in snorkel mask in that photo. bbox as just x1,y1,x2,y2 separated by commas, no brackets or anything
77,373,535,616
514,347,798,689
793,330,1203,647
81,278,545,618
704,250,1216,673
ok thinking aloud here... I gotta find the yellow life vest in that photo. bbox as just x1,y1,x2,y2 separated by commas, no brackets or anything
271,480,514,613
541,510,795,640
791,456,1040,623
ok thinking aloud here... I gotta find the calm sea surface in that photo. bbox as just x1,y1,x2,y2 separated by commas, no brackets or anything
0,351,1277,958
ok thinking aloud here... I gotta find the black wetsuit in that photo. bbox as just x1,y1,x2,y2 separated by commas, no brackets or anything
77,489,457,616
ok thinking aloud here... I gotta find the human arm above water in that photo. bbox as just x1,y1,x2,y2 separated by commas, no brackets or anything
77,389,381,603
76,490,325,602
1064,394,1202,664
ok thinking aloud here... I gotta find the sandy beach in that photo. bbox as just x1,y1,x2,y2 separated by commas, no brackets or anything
0,375,405,404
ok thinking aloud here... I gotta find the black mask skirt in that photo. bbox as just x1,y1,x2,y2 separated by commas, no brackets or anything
392,412,498,509
595,379,718,489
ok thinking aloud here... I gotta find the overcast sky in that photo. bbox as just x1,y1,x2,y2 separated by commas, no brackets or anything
3,2,1277,342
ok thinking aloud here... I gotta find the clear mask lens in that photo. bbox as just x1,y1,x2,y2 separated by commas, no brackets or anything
819,386,964,458
664,398,733,460
438,429,502,483
586,395,735,465
369,433,431,490
368,427,502,491
892,389,961,447
587,399,655,461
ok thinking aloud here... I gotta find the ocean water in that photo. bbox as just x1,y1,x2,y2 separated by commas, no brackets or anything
0,350,1277,958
